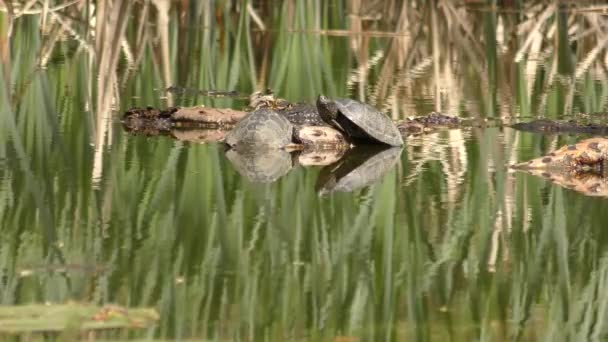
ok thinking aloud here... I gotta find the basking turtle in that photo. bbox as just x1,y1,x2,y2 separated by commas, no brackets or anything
224,108,293,150
225,104,350,151
316,95,404,146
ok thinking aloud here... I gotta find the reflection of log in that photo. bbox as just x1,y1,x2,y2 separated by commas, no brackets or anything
513,167,608,197
170,128,228,143
129,126,350,149
511,137,608,197
296,149,347,166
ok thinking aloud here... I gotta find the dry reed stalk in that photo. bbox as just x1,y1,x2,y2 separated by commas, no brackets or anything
0,0,81,16
0,0,12,95
40,6,94,56
247,2,265,31
348,0,369,102
431,0,441,112
371,2,415,112
152,0,173,102
38,22,63,66
515,4,555,62
132,0,150,71
92,0,132,186
575,37,608,78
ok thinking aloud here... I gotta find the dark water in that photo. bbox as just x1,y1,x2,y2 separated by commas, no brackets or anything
3,4,608,340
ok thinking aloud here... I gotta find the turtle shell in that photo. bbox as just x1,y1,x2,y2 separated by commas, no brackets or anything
332,98,404,146
225,108,293,149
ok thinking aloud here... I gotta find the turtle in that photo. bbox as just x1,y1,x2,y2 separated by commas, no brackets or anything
224,108,293,150
316,95,404,146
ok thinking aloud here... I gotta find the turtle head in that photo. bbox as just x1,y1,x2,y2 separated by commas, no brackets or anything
316,95,339,122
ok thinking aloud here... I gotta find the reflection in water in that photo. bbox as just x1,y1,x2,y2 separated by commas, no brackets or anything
404,130,468,203
316,145,402,195
511,137,608,197
515,168,608,197
225,147,293,183
295,147,347,167
225,144,400,191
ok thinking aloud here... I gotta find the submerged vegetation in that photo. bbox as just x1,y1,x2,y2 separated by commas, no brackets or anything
1,0,608,340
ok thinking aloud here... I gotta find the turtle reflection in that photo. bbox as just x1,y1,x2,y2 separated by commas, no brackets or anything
315,146,402,195
224,145,401,188
225,148,293,183
225,147,349,184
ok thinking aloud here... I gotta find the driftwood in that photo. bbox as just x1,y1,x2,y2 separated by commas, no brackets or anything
123,106,246,127
122,106,246,141
123,105,463,144
397,112,460,134
170,106,247,124
511,137,608,197
123,105,353,149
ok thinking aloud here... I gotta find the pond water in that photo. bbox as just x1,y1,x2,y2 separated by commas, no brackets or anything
2,2,608,340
